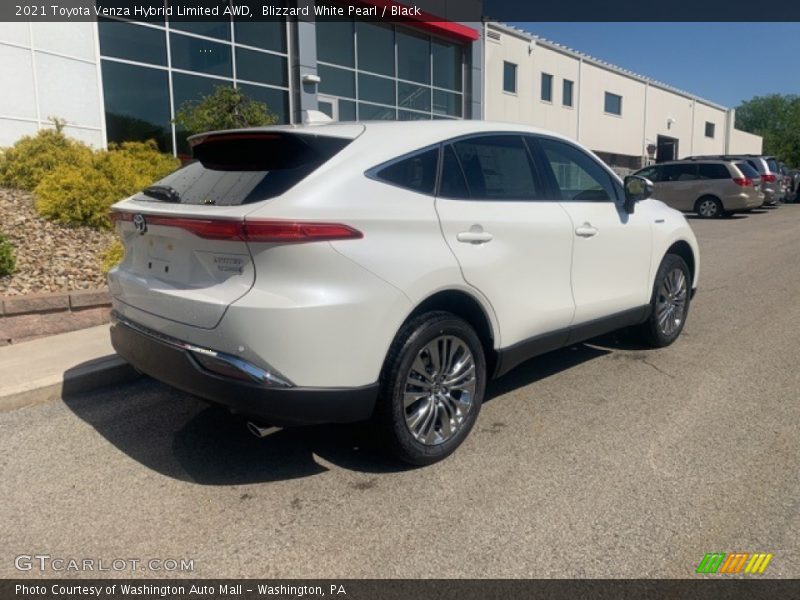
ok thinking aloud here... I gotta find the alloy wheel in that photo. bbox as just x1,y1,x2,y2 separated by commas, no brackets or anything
403,335,477,446
656,268,688,337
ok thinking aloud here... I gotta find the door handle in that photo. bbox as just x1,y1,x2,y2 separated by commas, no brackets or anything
457,231,494,244
575,223,598,238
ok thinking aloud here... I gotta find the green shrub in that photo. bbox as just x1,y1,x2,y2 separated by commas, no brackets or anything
102,239,124,273
0,234,15,277
0,129,93,190
35,140,179,229
173,85,278,135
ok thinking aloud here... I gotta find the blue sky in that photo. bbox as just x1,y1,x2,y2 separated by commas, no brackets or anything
511,23,800,107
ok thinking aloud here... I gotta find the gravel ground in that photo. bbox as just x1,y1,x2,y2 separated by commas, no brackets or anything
0,188,114,296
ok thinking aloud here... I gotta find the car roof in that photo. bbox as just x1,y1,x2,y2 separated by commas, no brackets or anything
191,119,580,144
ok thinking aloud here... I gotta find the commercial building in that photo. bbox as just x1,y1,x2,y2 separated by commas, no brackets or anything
0,11,762,168
0,1,483,155
484,22,762,172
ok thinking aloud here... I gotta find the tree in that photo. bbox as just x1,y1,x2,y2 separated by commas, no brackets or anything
172,86,278,135
736,94,800,167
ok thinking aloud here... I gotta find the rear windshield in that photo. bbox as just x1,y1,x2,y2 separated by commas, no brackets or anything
736,162,759,179
137,133,351,206
766,158,779,173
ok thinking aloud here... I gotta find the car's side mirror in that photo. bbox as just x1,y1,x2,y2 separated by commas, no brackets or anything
623,175,653,214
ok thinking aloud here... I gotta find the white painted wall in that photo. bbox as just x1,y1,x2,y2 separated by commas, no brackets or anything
728,128,763,155
0,22,105,148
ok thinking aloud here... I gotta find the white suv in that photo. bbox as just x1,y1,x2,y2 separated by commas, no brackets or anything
108,120,699,465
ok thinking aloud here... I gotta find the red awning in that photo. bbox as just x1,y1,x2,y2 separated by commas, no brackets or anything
342,0,480,43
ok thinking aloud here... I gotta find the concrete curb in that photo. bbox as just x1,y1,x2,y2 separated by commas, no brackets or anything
0,324,143,413
0,355,142,413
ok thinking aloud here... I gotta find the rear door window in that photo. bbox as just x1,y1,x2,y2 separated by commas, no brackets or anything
138,132,352,206
439,144,470,198
451,135,542,200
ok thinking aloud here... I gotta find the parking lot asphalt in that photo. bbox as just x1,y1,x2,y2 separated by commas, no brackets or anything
1,204,799,579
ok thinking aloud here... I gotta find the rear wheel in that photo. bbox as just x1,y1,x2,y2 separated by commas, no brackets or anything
695,196,723,218
377,312,486,466
638,254,691,348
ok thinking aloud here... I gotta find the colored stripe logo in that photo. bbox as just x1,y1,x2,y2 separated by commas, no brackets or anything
696,553,773,574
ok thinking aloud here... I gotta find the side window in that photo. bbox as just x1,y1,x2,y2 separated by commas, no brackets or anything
451,135,541,200
636,166,658,181
697,163,730,179
374,147,439,195
439,144,469,198
660,163,697,182
534,137,616,202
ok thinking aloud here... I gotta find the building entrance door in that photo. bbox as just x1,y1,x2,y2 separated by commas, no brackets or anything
656,135,679,162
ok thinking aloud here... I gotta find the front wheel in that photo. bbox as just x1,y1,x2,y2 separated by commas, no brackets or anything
637,254,692,348
376,311,486,466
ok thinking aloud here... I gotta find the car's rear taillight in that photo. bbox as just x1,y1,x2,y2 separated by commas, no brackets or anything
109,211,363,243
762,173,777,183
733,177,752,187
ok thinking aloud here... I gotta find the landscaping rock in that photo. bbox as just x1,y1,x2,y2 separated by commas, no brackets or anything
0,188,115,296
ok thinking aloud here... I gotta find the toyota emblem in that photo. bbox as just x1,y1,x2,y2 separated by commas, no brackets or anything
133,214,147,235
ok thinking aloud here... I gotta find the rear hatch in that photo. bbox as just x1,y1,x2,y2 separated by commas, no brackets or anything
109,130,356,329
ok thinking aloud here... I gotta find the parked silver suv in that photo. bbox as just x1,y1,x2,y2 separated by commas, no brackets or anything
633,159,763,218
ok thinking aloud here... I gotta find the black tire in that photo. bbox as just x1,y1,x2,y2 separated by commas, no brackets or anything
638,254,692,348
376,311,486,466
694,196,723,219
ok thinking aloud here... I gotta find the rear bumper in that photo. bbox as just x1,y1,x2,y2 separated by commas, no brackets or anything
724,192,763,211
110,314,378,426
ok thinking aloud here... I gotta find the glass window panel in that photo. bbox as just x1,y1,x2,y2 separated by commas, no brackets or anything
563,79,574,107
356,22,394,77
541,73,553,102
316,19,354,67
318,64,355,99
238,84,289,124
359,102,396,121
433,89,462,117
398,82,431,112
452,135,540,200
98,19,166,66
235,47,287,87
439,144,469,198
358,73,395,106
172,73,225,154
375,147,438,195
170,33,232,77
169,20,230,41
397,30,430,84
234,19,286,53
503,61,517,93
101,60,172,153
604,92,622,115
537,137,616,201
339,99,357,121
398,110,431,121
318,100,334,119
432,40,462,91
